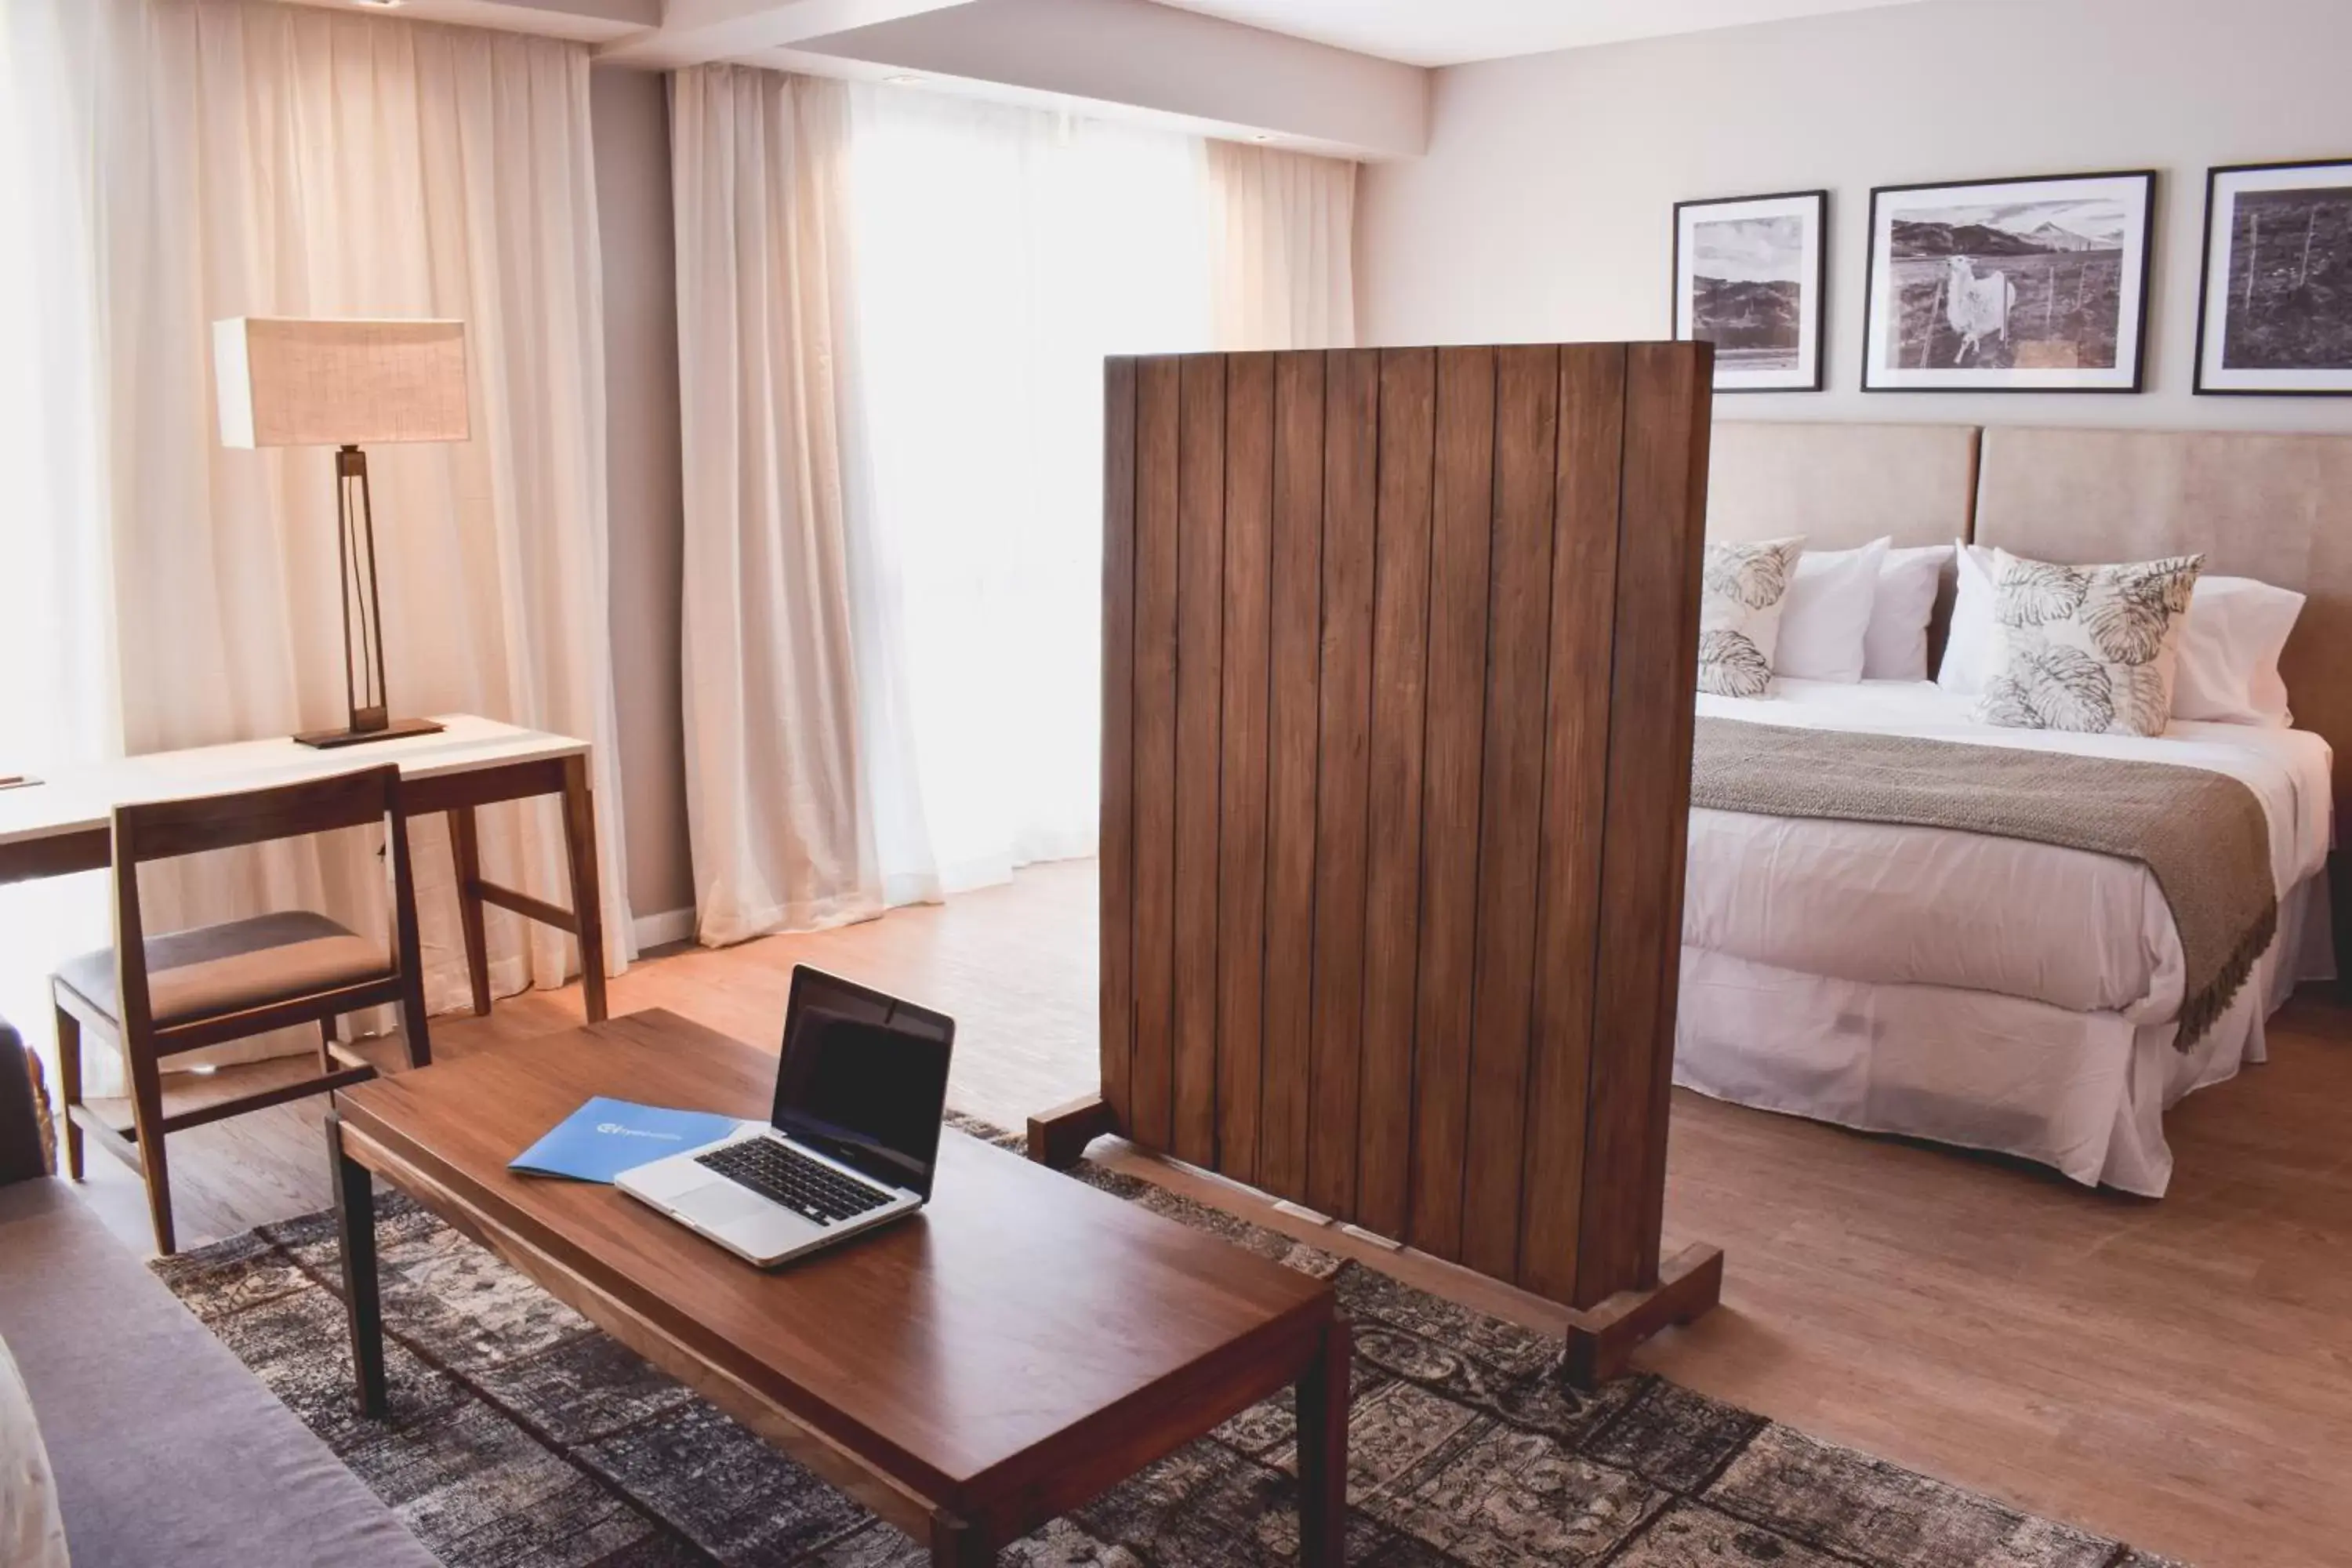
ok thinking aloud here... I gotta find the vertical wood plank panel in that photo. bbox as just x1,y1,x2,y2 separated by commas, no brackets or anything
1459,345,1562,1283
1216,353,1276,1185
1515,345,1626,1301
1257,351,1326,1200
1406,346,1495,1261
1306,348,1380,1221
1103,340,1715,1338
1629,343,1712,1282
1577,343,1712,1305
1128,356,1181,1153
1099,357,1138,1130
1354,347,1435,1242
1171,357,1228,1168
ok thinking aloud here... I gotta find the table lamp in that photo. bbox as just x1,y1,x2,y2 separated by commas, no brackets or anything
212,317,470,749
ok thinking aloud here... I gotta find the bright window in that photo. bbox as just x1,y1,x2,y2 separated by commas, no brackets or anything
844,89,1214,901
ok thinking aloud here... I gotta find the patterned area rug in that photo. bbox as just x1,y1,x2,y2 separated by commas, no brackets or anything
153,1119,2183,1568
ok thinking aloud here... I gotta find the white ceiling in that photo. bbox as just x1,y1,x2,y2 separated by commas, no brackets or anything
1145,0,1943,67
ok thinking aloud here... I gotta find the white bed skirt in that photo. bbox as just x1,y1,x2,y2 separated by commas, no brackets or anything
1673,873,2335,1197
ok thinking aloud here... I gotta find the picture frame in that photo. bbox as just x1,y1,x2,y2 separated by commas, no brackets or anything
2195,158,2352,396
1672,189,1828,393
1860,169,2157,393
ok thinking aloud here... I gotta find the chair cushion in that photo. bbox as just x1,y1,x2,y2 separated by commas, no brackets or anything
56,911,391,1026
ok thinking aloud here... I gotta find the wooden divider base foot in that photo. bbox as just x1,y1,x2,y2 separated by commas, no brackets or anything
1027,1094,1118,1170
1558,1243,1724,1389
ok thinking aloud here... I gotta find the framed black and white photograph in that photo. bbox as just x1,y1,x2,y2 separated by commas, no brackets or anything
1861,169,2156,393
2196,158,2352,395
1673,189,1827,392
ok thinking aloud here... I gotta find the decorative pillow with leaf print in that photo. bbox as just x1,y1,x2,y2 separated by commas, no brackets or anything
1973,548,2203,737
1697,535,1805,699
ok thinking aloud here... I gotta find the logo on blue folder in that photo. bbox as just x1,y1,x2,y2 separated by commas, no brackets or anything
510,1096,748,1185
597,1120,684,1139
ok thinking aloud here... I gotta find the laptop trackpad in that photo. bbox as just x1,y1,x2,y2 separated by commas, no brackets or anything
627,1156,725,1204
694,1181,804,1231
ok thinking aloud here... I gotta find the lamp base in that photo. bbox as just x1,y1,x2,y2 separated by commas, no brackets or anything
294,717,446,750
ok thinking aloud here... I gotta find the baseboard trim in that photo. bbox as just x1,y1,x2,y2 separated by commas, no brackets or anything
632,907,696,950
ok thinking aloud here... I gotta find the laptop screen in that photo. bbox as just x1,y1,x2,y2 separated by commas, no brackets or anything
770,967,956,1200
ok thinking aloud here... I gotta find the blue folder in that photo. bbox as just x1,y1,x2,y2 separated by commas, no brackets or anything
509,1097,748,1184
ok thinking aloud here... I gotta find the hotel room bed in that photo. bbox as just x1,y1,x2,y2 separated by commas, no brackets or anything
1677,678,2335,1196
1682,422,2347,1196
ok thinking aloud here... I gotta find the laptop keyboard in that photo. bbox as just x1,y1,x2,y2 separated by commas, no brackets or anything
698,1137,894,1226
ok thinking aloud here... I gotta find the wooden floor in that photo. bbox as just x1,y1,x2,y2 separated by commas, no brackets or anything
64,859,2352,1568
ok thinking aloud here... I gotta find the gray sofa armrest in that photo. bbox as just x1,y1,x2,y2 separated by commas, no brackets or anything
0,1021,49,1189
0,1180,444,1567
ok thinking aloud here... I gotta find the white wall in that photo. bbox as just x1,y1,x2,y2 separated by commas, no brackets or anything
590,66,695,927
1357,0,2352,431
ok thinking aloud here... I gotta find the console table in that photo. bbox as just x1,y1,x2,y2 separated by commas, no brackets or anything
0,714,608,1022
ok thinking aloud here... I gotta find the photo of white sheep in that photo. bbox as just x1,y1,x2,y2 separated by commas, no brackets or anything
1865,172,2154,392
1886,197,2127,371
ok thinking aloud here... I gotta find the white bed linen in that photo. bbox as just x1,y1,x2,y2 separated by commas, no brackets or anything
1688,681,2333,1018
1679,680,2337,1195
1675,877,2330,1196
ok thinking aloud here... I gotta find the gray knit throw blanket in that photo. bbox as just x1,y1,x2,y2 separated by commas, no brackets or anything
1690,717,2278,1051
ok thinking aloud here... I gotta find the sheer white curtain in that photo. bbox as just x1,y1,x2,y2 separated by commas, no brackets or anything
1,0,633,1074
671,68,1356,939
844,89,1217,902
0,0,115,1062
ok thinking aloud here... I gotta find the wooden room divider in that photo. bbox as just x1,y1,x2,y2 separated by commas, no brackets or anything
1031,342,1722,1382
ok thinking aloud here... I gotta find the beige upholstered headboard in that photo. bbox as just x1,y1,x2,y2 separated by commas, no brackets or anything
1709,421,1980,666
1975,425,2352,840
1708,421,1980,548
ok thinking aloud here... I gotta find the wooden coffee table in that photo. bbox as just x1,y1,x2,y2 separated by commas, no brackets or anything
325,1010,1348,1566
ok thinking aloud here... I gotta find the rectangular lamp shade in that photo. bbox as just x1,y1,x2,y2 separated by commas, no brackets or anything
213,317,470,448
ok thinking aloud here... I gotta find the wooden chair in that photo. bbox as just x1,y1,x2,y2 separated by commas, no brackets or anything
50,765,430,1254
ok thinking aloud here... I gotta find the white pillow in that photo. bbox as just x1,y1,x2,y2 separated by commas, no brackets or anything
1935,541,1999,695
0,1336,68,1568
1698,535,1804,698
1775,538,1887,683
1863,543,1955,681
2172,575,2303,726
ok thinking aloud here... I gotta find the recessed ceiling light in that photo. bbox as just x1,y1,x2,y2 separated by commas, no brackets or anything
352,0,405,8
1249,132,1276,143
884,73,924,85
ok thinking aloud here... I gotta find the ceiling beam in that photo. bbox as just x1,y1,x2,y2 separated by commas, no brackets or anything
778,0,1428,158
596,0,978,68
278,0,661,42
307,0,1425,161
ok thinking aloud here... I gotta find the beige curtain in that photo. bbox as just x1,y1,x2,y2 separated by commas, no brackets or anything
669,66,881,946
76,0,634,1062
1207,141,1359,351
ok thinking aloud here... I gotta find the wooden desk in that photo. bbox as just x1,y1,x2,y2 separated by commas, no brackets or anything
327,1011,1348,1566
0,714,608,1022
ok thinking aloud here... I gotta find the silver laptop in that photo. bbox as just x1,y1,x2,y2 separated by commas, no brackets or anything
617,966,956,1267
